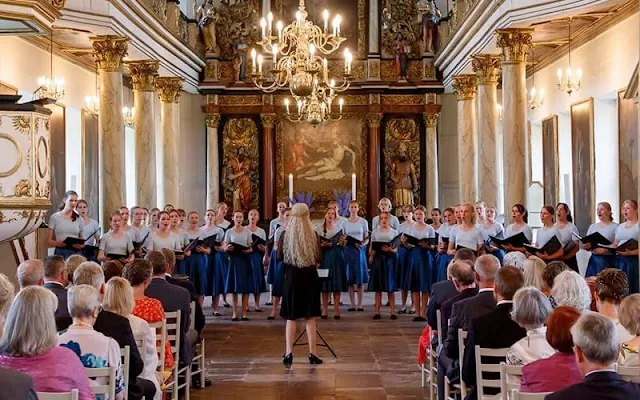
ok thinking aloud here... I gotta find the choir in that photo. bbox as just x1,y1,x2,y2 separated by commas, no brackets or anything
47,193,640,322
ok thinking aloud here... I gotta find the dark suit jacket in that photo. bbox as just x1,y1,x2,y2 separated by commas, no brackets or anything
461,302,526,400
145,277,192,365
546,371,640,400
440,287,478,341
427,280,457,330
167,275,205,334
44,281,72,331
0,367,37,400
94,310,144,399
444,289,497,359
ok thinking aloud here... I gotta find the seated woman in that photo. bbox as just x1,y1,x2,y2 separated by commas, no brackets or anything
0,286,93,399
104,277,160,399
520,306,583,393
550,271,592,312
58,284,125,400
523,256,549,295
594,268,634,344
619,294,640,366
506,287,554,365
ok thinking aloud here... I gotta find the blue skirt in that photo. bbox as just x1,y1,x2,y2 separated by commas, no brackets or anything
368,252,398,293
186,253,209,296
396,246,410,290
489,249,506,265
266,249,285,297
406,247,434,292
585,254,616,277
225,253,254,294
435,253,453,286
54,247,80,259
617,255,639,294
319,246,348,293
176,257,188,276
249,251,267,295
344,244,369,285
212,252,229,296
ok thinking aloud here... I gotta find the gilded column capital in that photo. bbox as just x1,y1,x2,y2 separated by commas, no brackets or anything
127,60,160,91
90,36,129,72
423,112,441,128
261,113,277,129
206,114,221,128
156,77,184,103
471,54,502,85
366,113,383,128
452,74,478,101
496,28,533,64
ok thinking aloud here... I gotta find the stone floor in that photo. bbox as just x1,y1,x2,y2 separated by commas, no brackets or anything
191,293,429,400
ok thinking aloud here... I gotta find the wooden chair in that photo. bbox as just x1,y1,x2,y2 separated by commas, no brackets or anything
424,326,437,389
85,366,116,400
120,345,130,400
148,319,167,372
428,327,438,397
189,301,206,388
499,362,523,400
444,328,468,400
36,390,79,400
510,389,552,399
615,363,640,383
474,346,509,400
164,310,191,400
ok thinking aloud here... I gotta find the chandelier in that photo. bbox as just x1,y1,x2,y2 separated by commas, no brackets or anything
250,0,352,125
85,69,100,116
34,32,65,101
557,18,582,95
122,106,135,126
528,45,544,110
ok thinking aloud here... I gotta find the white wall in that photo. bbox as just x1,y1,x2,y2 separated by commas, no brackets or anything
438,93,459,208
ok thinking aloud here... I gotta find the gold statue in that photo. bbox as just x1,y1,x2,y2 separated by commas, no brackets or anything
195,0,219,54
228,153,252,213
391,143,417,213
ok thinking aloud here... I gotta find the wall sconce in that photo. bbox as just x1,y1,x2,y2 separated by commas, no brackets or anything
496,103,503,121
122,106,135,127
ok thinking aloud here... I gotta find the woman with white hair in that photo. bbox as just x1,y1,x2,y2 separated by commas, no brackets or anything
278,203,322,367
506,287,554,365
550,270,592,311
503,251,527,270
0,274,14,336
104,277,160,400
59,284,125,400
0,286,93,399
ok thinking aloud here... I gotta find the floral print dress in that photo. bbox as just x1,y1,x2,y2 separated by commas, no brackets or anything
133,297,175,370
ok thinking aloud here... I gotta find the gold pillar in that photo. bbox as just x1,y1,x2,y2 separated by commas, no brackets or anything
156,77,184,207
367,113,383,218
206,113,221,209
261,113,277,220
424,108,441,211
452,74,478,203
90,35,128,230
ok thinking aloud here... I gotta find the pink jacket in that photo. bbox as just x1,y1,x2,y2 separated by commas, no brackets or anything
520,351,583,393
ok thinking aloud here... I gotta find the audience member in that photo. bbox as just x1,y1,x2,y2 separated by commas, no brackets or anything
595,268,633,344
453,248,477,264
59,284,125,400
43,255,72,331
427,262,458,331
65,254,87,283
520,306,583,393
0,367,37,400
17,260,44,289
551,270,592,311
523,256,548,294
73,261,144,398
0,286,93,399
503,251,527,270
619,294,640,366
546,312,640,399
0,274,15,335
103,277,159,399
462,266,526,400
103,260,124,282
506,287,554,365
542,261,570,293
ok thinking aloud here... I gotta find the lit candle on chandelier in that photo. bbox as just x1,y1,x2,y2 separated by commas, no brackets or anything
288,173,294,205
284,98,290,114
250,49,257,74
257,54,263,74
260,18,266,39
323,9,329,33
277,20,283,41
267,12,273,36
351,173,356,201
272,44,278,66
338,97,344,114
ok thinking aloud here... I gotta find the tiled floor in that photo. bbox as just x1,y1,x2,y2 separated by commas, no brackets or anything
191,294,429,399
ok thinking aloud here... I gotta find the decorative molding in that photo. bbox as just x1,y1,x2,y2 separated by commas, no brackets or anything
381,95,424,106
366,113,384,128
423,111,441,128
218,95,262,106
155,76,184,103
260,113,276,129
471,54,501,84
496,28,533,64
452,74,478,100
50,0,65,9
90,36,129,72
126,60,160,91
206,113,221,129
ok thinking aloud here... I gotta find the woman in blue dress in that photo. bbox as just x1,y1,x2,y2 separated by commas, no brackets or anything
247,209,267,312
403,206,436,322
185,211,209,301
479,205,505,264
501,204,533,253
76,199,100,261
372,198,400,230
317,207,347,320
343,201,369,312
200,209,224,314
398,205,415,314
266,208,290,320
266,202,288,306
614,200,639,294
446,203,484,257
555,203,580,273
368,212,399,320
215,202,232,308
585,202,619,277
169,209,188,275
223,211,254,321
435,207,456,284
48,190,85,259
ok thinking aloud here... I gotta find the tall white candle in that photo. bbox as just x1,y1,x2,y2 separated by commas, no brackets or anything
351,173,356,201
288,173,294,204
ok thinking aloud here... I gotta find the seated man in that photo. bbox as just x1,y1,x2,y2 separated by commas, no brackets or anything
17,260,44,290
42,255,72,331
547,312,640,400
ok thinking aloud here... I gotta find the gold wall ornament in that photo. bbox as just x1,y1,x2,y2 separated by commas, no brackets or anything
90,36,129,72
12,116,30,134
13,179,31,197
384,117,421,212
206,114,221,128
152,0,168,23
206,60,219,80
368,59,381,80
50,0,66,9
424,111,441,128
496,28,533,64
471,54,501,84
218,95,262,106
381,95,424,106
221,117,260,213
127,60,160,91
36,135,48,179
381,0,421,58
155,77,184,103
0,211,17,224
367,113,384,128
216,0,260,59
261,113,277,129
452,74,478,100
0,133,23,178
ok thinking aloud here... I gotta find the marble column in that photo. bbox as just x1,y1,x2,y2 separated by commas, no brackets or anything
206,113,221,210
452,74,478,203
156,77,184,207
261,113,277,220
497,28,533,220
127,60,159,208
471,54,501,207
423,107,441,211
367,113,383,218
90,35,128,230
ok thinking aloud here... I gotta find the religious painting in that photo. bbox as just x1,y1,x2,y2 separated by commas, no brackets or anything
221,117,260,214
383,117,421,216
276,117,368,215
542,115,559,206
618,89,638,218
570,98,595,235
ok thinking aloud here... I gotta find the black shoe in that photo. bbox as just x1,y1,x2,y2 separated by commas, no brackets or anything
213,312,221,317
347,308,356,312
231,317,238,321
283,353,293,366
333,315,341,320
241,316,249,321
385,301,390,306
254,308,263,312
398,308,407,314
265,301,273,306
390,314,397,320
357,307,365,312
321,315,328,320
340,301,343,305
223,302,231,308
267,315,275,320
373,314,381,320
413,316,426,322
309,354,323,365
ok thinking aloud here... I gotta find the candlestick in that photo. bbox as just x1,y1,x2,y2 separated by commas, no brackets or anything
309,44,315,60
323,58,328,81
272,44,278,66
277,21,283,41
339,98,344,114
335,15,341,36
297,100,303,114
323,9,329,33
257,54,263,74
260,18,266,39
284,98,290,114
251,49,256,74
288,173,294,205
351,173,356,201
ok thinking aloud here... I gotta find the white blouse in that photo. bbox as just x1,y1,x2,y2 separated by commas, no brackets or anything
506,327,555,366
126,314,161,400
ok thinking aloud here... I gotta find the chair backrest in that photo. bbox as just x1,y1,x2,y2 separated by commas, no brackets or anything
500,362,524,399
85,366,116,400
615,363,640,383
458,329,468,397
36,390,79,400
510,389,553,400
120,345,130,400
436,309,443,348
164,310,182,365
190,301,196,331
148,319,167,372
474,345,509,400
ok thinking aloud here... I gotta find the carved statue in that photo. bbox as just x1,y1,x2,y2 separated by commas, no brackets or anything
395,39,410,80
195,0,219,54
391,143,417,212
419,0,441,54
228,152,252,213
233,39,248,82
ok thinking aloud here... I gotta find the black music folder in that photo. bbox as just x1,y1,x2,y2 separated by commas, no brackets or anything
523,235,562,255
371,235,401,252
490,232,530,249
572,231,612,247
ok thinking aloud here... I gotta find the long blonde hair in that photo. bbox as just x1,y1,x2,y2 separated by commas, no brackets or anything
283,203,319,267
